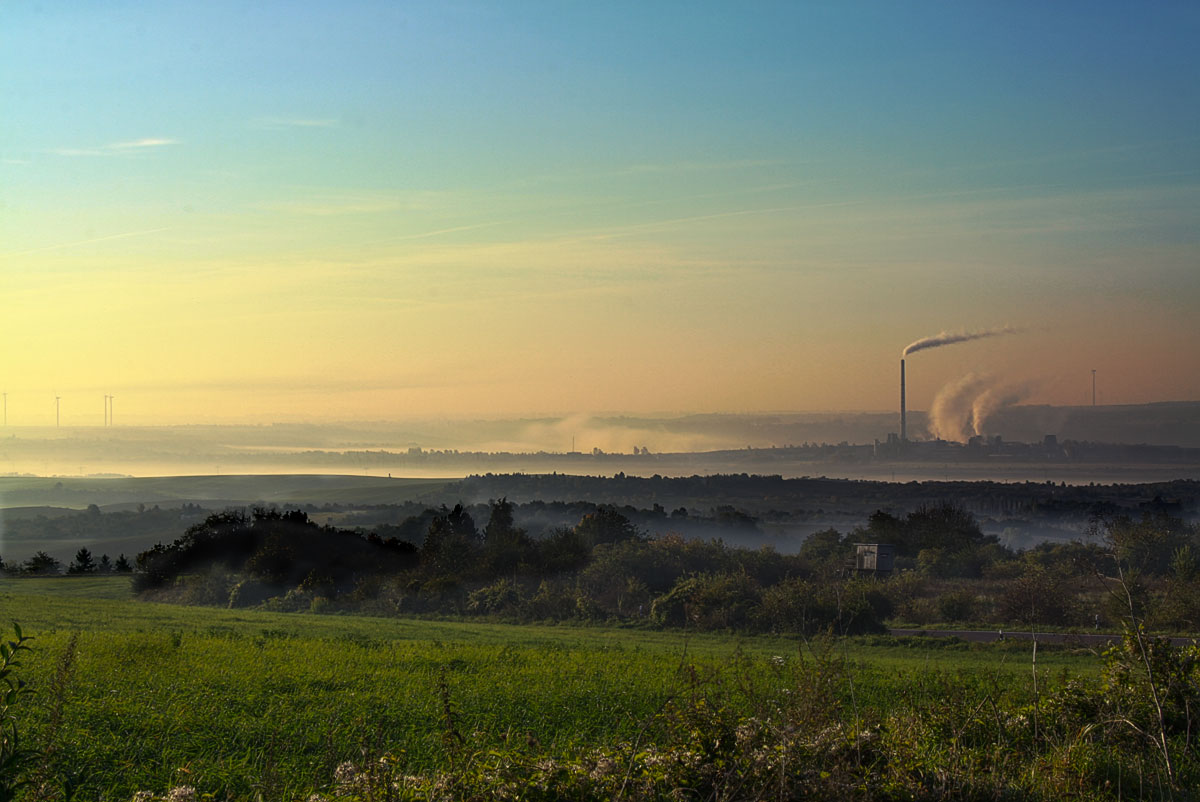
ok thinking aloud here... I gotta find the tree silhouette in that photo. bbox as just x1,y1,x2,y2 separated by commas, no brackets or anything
68,548,97,574
24,551,61,575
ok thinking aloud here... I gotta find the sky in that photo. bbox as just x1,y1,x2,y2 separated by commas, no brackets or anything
1,1,1198,427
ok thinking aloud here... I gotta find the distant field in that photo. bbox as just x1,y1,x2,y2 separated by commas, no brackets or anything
2,576,1101,800
0,474,454,510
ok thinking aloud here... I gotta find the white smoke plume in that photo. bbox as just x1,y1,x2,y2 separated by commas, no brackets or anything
902,326,1018,357
970,381,1037,436
476,414,731,455
927,373,992,442
927,373,1036,443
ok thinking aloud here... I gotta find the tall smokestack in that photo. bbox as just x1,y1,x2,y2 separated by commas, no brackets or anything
900,358,906,442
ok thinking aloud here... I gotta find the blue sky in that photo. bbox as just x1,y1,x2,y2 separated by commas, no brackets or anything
1,2,1197,425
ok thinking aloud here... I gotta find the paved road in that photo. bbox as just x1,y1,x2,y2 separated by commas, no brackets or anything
889,628,1198,647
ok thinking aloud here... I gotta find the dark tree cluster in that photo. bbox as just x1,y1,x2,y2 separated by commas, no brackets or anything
1,549,131,576
123,491,1200,638
133,508,417,596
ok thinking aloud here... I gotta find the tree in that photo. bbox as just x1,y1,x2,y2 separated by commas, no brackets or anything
68,548,97,575
113,554,133,573
798,528,846,571
422,508,480,577
483,498,516,545
999,563,1079,627
1103,512,1192,576
573,507,642,547
482,498,533,576
97,554,113,574
23,552,61,575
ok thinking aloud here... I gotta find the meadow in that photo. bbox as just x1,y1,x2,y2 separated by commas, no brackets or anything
0,576,1141,801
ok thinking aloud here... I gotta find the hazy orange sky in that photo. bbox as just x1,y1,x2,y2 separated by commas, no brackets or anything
2,3,1197,426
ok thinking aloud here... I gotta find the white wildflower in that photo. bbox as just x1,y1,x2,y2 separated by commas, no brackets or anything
333,761,359,788
166,786,196,802
589,755,618,780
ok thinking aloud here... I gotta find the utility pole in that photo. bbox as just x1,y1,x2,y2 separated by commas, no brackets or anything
55,395,61,427
1092,369,1097,407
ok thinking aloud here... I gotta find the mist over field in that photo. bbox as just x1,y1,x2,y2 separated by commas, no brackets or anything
0,402,1196,481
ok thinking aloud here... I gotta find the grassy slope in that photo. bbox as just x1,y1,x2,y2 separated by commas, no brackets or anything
0,474,453,510
1,577,1101,800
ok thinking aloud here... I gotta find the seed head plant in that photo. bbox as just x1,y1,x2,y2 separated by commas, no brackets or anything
0,623,34,802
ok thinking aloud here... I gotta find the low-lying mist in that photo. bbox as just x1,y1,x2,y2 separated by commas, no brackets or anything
0,404,1197,480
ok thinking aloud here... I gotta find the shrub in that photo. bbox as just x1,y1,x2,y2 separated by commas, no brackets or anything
758,577,889,636
936,588,978,623
650,572,760,629
466,578,524,615
0,623,34,801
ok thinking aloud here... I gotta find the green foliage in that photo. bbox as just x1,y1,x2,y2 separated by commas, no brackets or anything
572,506,644,547
859,505,1007,578
135,508,415,597
649,571,760,629
1104,512,1194,576
0,623,34,802
67,548,97,575
11,581,1189,801
797,527,846,570
466,577,524,615
22,552,61,576
999,563,1080,627
935,588,978,623
758,577,890,636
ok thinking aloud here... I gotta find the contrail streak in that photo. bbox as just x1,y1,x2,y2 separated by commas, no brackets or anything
902,326,1018,357
0,227,171,259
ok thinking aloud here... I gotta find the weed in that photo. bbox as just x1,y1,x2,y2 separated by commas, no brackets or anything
0,623,34,802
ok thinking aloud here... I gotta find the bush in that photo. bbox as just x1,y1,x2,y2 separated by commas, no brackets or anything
935,588,978,623
466,578,524,615
998,564,1080,627
227,579,278,609
650,572,760,629
758,577,890,636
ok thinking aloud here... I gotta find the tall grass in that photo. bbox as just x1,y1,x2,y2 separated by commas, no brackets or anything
4,579,1194,800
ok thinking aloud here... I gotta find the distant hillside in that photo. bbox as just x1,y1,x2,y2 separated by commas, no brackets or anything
0,402,1195,478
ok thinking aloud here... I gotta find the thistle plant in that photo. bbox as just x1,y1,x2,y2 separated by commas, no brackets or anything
0,623,34,802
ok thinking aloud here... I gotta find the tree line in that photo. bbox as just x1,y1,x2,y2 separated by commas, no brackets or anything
121,496,1200,635
0,548,132,576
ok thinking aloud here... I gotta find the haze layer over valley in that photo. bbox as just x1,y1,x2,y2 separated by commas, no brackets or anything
0,403,1197,482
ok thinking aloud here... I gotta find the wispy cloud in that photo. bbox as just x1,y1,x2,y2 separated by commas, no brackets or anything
257,189,455,216
46,137,180,157
109,137,180,149
0,227,171,259
258,194,405,216
252,116,339,129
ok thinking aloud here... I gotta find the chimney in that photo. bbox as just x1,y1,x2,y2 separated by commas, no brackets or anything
900,358,906,442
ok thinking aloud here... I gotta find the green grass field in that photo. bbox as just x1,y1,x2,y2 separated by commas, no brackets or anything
1,577,1106,801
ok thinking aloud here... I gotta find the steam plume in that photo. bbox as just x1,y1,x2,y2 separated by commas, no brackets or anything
903,326,1018,357
928,373,992,442
927,373,1036,443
